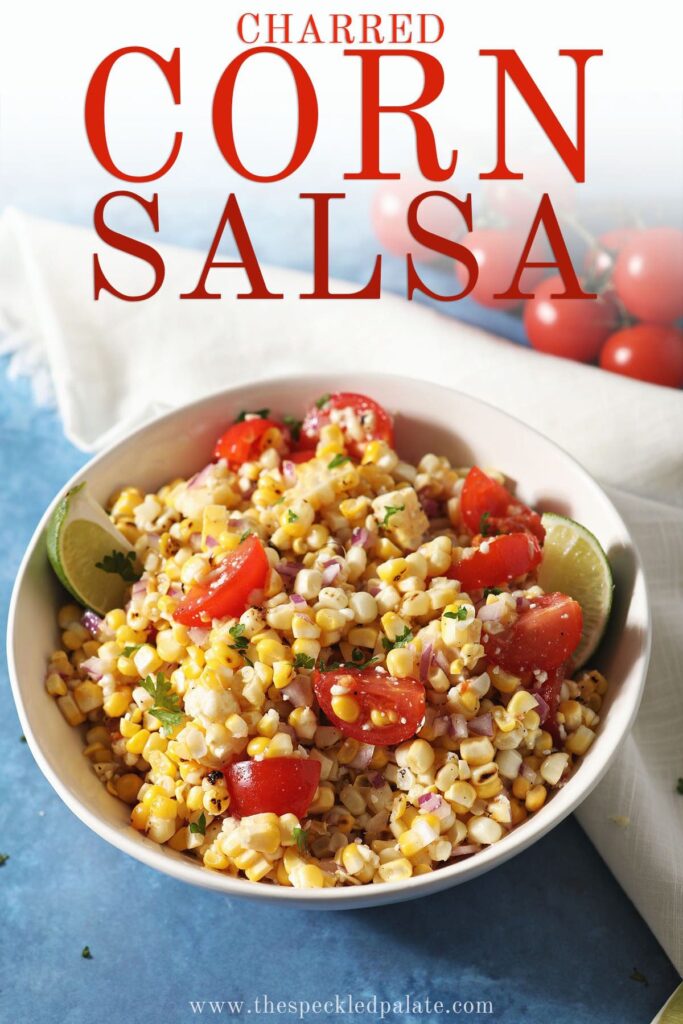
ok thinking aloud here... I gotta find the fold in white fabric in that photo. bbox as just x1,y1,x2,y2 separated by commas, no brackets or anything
1,208,681,970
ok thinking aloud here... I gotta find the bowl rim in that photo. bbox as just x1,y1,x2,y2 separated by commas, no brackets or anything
7,371,652,906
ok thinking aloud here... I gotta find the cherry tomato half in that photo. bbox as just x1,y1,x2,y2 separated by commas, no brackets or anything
214,417,287,468
313,668,425,746
599,324,683,388
174,535,268,626
460,467,545,542
456,229,546,311
448,532,542,591
301,393,394,459
226,758,321,818
372,179,463,262
613,227,683,324
482,593,583,674
523,276,620,363
533,665,568,742
288,449,317,464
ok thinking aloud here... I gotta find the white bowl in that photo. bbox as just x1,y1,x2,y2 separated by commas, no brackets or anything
7,373,650,908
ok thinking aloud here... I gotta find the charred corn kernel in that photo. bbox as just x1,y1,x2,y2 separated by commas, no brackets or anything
266,733,294,758
103,688,132,717
459,736,495,766
308,783,335,814
509,797,527,826
291,638,321,662
45,673,67,697
490,666,522,694
272,660,294,690
467,815,504,845
512,776,531,800
406,739,435,774
377,559,409,585
525,784,547,812
57,693,86,726
131,803,149,830
507,690,539,717
331,694,360,724
126,729,150,755
246,736,270,757
559,700,583,732
565,725,596,756
445,780,476,811
115,773,142,803
473,775,503,800
378,857,413,882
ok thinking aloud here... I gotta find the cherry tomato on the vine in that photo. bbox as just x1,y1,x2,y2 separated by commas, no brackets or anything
524,276,620,363
599,324,683,388
613,228,683,324
583,229,636,280
456,230,547,310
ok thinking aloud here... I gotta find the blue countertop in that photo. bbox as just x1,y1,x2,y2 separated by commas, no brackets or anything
0,234,679,1023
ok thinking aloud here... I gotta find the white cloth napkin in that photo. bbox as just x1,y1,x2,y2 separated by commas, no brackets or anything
2,208,682,971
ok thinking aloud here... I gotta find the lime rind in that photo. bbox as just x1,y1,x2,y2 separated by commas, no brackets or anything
537,512,614,668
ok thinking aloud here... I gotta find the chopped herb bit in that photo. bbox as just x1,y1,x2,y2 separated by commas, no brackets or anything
239,530,253,542
287,509,299,523
351,648,365,663
189,812,207,836
483,587,503,598
382,626,413,652
293,653,316,670
677,778,683,795
629,968,648,986
81,946,93,960
140,673,185,735
229,623,249,653
328,454,351,470
95,549,141,583
0,854,9,867
445,607,468,621
381,504,404,528
283,415,302,442
236,408,270,422
122,643,144,657
207,770,223,785
273,497,285,506
479,511,492,536
292,826,309,853
315,393,331,409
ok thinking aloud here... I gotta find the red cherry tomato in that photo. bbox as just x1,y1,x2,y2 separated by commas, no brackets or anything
313,668,425,746
456,229,546,311
533,665,568,742
301,393,394,459
599,324,683,388
174,536,268,626
583,229,636,280
613,228,683,324
523,276,620,363
226,758,321,818
372,179,463,262
460,467,545,542
482,593,583,674
448,532,542,591
288,449,317,464
214,418,288,468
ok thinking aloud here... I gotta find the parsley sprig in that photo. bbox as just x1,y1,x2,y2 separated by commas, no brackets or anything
283,414,302,442
293,653,316,670
382,626,413,652
122,643,144,657
95,549,141,583
292,826,309,853
189,812,207,836
315,393,331,409
328,454,351,470
444,607,468,621
381,504,404,528
287,509,299,523
483,587,502,598
140,673,185,735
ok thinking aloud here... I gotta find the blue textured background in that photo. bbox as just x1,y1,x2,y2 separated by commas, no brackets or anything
0,222,679,1023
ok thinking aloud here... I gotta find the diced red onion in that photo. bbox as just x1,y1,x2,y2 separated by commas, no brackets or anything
205,535,218,549
281,675,313,708
351,527,370,548
276,561,301,579
168,584,183,598
370,772,386,789
187,463,214,489
187,627,209,646
81,657,104,681
431,715,449,738
282,460,297,486
189,532,202,552
532,691,550,722
419,642,433,683
349,743,375,770
145,533,161,552
434,651,451,676
468,712,494,737
277,723,297,739
418,792,443,813
516,596,530,612
420,496,441,518
81,611,103,637
321,561,341,586
478,603,506,622
448,713,468,739
290,593,306,606
520,762,537,782
451,844,481,858
367,581,380,597
131,580,147,597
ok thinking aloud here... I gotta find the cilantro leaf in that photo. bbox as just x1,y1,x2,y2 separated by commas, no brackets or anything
382,626,413,652
95,549,141,583
445,607,468,621
239,530,252,543
315,393,331,409
141,673,185,735
189,812,207,836
235,408,269,422
483,587,502,598
81,946,93,960
381,504,404,528
287,509,299,523
328,454,351,470
293,653,315,670
283,415,302,442
229,623,249,652
292,826,309,853
479,511,492,536
122,643,144,657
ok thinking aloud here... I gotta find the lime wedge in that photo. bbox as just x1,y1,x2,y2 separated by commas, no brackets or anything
47,483,139,615
537,512,614,668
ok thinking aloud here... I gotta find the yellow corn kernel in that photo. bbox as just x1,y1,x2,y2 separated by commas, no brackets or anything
150,794,178,819
307,783,335,814
512,776,531,800
378,857,413,882
265,733,294,758
241,812,281,855
142,732,167,761
120,718,141,739
103,688,132,718
246,736,270,757
406,739,435,775
125,729,150,755
331,694,360,724
370,708,398,728
525,784,547,812
291,638,321,662
116,655,139,679
45,673,67,697
507,690,539,717
315,608,347,633
377,559,409,586
56,693,86,727
385,646,415,679
445,780,477,811
339,496,371,521
559,699,583,732
295,864,325,888
57,603,84,629
337,738,360,765
459,736,495,766
272,660,294,690
565,725,596,756
204,847,230,871
103,608,126,632
130,803,149,830
490,666,522,694
115,773,142,804
110,486,143,518
62,627,88,651
256,638,291,667
523,710,541,731
156,630,186,664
